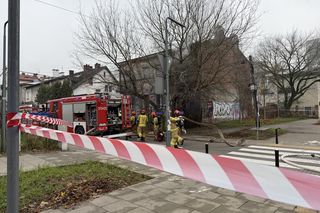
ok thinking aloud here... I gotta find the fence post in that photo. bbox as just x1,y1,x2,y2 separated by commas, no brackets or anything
205,143,209,154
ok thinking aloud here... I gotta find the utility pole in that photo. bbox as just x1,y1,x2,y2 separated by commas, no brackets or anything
164,17,185,147
1,21,8,153
249,55,260,129
7,0,20,212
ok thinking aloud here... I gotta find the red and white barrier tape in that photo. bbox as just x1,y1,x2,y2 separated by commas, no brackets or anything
6,112,73,128
19,124,320,210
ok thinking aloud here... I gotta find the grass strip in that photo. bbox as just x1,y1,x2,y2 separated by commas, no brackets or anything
225,128,287,140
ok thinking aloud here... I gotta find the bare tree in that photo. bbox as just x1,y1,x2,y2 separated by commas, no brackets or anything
75,0,259,112
257,31,320,111
75,0,157,107
134,0,259,107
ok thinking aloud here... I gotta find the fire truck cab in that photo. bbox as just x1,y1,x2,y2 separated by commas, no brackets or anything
47,94,132,135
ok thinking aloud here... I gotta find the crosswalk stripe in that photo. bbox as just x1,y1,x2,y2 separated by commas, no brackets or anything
220,145,320,171
228,152,320,169
229,151,320,164
249,145,320,154
229,151,274,159
219,155,296,169
240,148,318,156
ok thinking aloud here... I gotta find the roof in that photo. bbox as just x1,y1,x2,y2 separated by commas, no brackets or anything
118,51,164,65
25,66,107,89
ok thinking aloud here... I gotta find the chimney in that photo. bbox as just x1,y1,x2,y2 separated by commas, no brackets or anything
69,70,74,76
83,64,93,72
52,69,59,78
94,63,101,70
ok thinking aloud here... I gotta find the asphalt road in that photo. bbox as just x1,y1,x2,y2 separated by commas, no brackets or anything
138,119,320,175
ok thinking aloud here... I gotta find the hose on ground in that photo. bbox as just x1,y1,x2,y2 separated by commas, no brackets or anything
280,153,320,173
182,116,246,147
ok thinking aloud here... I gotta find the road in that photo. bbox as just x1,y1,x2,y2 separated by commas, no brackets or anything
140,118,320,175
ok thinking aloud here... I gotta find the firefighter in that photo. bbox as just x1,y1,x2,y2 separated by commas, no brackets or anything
151,112,160,141
137,109,148,141
130,111,137,133
170,109,185,148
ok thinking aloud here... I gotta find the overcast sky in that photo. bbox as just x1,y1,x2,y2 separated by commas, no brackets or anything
0,0,319,77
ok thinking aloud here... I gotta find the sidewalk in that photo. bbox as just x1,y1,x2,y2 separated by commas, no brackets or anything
247,119,320,148
0,148,315,213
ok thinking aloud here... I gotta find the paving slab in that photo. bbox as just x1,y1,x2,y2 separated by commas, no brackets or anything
102,200,138,213
212,195,248,209
239,201,278,213
66,205,106,213
184,198,221,212
41,209,65,213
164,193,194,205
89,195,119,207
134,198,170,211
210,205,246,213
127,207,156,213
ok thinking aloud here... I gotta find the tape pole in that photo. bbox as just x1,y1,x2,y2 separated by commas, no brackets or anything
7,0,20,211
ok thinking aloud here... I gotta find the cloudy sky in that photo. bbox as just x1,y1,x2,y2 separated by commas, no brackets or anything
0,0,319,77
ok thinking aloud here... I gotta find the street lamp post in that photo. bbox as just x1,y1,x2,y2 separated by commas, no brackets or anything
1,20,8,153
249,55,260,129
164,17,185,147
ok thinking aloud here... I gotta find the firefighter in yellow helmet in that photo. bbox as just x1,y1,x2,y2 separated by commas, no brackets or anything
151,112,160,141
137,109,148,141
130,111,137,133
170,109,185,148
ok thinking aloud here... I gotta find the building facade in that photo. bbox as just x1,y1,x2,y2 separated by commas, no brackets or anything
119,31,253,121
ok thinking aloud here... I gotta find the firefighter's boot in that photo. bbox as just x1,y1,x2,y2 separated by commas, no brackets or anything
178,138,184,146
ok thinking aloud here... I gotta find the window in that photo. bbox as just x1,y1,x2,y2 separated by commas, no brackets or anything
305,107,311,116
53,102,58,112
109,86,113,92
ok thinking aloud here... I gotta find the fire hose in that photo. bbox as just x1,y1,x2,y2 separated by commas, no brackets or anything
182,116,246,147
280,153,320,173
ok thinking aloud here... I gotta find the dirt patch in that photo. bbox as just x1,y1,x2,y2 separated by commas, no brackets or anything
21,177,126,212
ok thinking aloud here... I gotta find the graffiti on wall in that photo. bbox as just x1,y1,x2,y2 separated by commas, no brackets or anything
210,101,240,119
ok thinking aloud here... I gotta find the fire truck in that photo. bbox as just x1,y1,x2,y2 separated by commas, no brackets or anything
47,94,132,135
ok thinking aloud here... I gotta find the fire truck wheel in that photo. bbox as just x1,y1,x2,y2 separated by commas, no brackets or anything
75,126,85,135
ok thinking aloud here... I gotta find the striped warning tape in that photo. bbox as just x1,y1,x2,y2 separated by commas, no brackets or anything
6,112,73,128
19,124,320,210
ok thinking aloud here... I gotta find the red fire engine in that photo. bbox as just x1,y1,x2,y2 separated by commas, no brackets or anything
47,94,132,135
